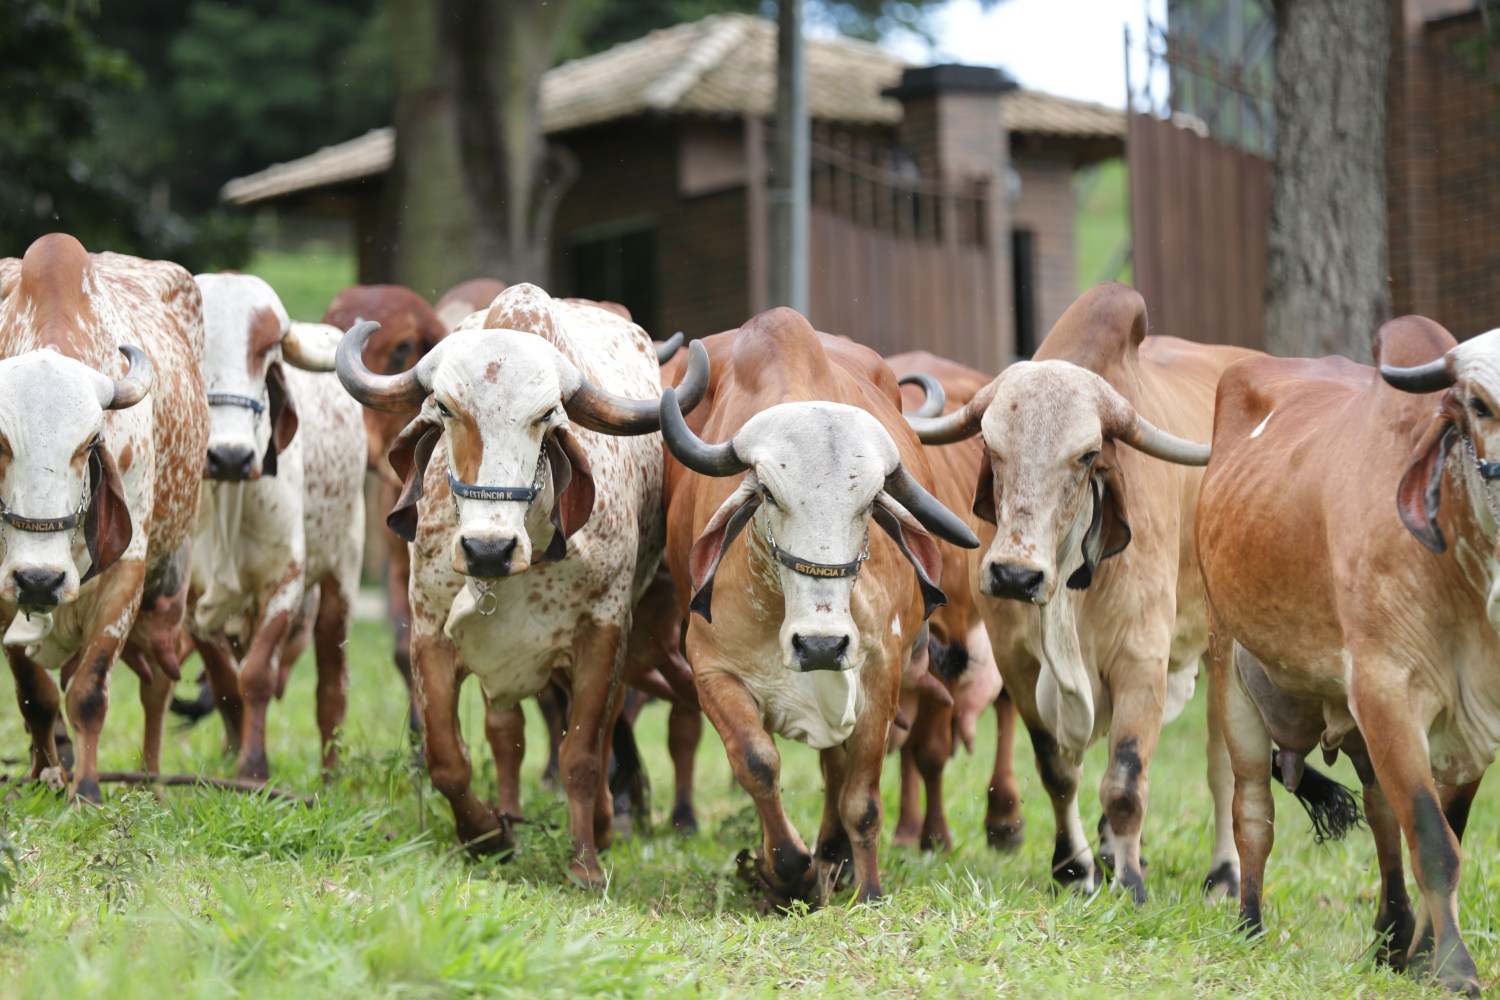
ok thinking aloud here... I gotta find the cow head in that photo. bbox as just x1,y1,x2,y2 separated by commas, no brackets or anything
336,318,710,580
0,347,151,610
907,359,1210,606
661,391,977,674
194,273,340,482
322,285,449,484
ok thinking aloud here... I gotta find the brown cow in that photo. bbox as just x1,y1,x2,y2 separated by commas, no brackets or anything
659,309,978,906
0,235,207,800
1196,317,1500,995
886,351,1022,853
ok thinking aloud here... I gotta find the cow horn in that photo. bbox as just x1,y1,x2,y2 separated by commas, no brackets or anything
1117,415,1212,466
336,320,428,413
106,345,153,410
655,331,684,365
1380,355,1455,394
883,466,980,548
898,373,947,419
565,338,711,435
660,385,747,477
905,387,989,444
281,322,340,372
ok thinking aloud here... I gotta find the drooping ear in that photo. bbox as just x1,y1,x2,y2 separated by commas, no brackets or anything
82,443,133,583
687,481,762,622
1066,459,1132,590
872,499,947,620
971,457,996,524
535,426,596,564
385,416,442,543
1397,414,1456,554
262,361,300,477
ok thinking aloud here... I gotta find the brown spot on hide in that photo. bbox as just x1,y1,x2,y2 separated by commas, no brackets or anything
247,307,283,377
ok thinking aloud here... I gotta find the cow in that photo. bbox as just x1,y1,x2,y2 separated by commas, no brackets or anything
1195,316,1500,995
886,351,1018,853
335,283,709,882
435,278,507,330
905,283,1356,902
657,308,979,907
190,273,366,781
0,234,207,801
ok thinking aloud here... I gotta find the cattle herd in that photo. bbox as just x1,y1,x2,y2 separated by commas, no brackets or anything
0,232,1496,994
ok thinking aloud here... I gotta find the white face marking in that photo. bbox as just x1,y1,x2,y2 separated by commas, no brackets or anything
194,273,289,478
1249,410,1273,438
890,615,901,637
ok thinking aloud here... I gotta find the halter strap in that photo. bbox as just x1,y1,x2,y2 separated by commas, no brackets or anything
0,509,82,533
447,444,548,505
765,528,870,579
206,392,265,414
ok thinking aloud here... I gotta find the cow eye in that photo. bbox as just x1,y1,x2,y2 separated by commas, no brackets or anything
435,401,453,419
762,489,779,508
386,342,414,374
534,406,559,427
1079,450,1100,466
1472,397,1492,419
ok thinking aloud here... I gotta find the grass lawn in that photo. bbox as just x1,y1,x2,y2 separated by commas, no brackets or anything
1076,158,1131,292
0,616,1493,998
246,248,356,322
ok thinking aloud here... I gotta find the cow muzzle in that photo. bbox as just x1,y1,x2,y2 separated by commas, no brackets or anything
458,534,519,579
984,559,1049,604
205,444,257,482
791,632,852,671
11,566,69,610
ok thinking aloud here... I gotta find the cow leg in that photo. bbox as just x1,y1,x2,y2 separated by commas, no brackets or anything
194,632,243,754
1348,752,1415,971
1203,661,1241,900
911,691,954,852
815,746,854,890
128,648,174,775
63,568,145,803
7,648,62,778
1097,678,1164,905
1027,723,1096,893
312,578,351,774
1212,635,1275,935
390,536,422,741
667,699,701,834
1404,776,1482,984
413,632,509,854
484,702,527,820
892,735,923,848
839,702,894,903
698,667,817,905
536,682,567,790
559,622,626,886
235,609,293,782
985,690,1025,851
276,590,319,701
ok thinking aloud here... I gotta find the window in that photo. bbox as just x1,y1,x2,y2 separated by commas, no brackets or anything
1012,228,1037,358
565,223,658,333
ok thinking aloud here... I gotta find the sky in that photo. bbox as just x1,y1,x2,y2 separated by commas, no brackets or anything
876,0,1169,109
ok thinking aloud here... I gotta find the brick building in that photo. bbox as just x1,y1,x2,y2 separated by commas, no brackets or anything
224,14,1123,371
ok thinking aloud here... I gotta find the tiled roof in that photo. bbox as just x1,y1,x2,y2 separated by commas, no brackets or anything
223,13,1123,205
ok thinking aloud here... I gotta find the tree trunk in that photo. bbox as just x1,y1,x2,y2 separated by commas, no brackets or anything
382,0,579,298
1263,0,1391,361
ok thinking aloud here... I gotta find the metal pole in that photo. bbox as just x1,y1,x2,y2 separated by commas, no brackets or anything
770,0,809,313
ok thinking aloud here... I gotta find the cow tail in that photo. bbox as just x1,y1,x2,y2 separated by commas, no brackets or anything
928,635,971,683
1271,750,1364,843
609,712,651,832
168,680,216,726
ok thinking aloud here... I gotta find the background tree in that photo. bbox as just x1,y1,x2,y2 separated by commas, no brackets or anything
1262,0,1391,361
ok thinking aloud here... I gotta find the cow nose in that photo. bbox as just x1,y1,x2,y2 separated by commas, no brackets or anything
461,536,516,579
205,445,255,482
791,634,850,671
13,568,66,609
988,562,1045,602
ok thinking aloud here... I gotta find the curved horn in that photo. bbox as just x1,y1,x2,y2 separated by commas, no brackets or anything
904,387,989,444
1117,415,1212,466
281,322,340,372
655,331,684,366
565,338,712,435
335,320,427,413
1380,355,1455,394
659,385,747,477
898,372,947,419
884,466,979,548
107,345,154,410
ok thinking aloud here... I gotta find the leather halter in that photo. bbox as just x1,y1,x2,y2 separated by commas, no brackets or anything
206,392,265,414
447,445,547,506
0,475,89,535
765,526,870,580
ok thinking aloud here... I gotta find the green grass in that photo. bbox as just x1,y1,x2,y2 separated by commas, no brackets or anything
1,618,1494,998
1076,159,1132,291
246,248,356,322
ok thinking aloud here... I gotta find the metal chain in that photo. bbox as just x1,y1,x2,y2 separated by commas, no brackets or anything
1464,434,1500,526
456,443,549,616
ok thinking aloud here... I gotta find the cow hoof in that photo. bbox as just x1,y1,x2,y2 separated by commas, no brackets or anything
54,733,75,771
892,825,920,849
237,752,270,783
735,848,821,913
919,827,953,853
460,815,515,860
568,859,607,890
670,802,698,836
71,777,102,805
1203,861,1240,902
1115,868,1148,905
985,820,1025,852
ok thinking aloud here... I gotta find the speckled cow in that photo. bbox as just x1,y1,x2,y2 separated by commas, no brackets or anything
0,234,209,801
191,273,366,781
335,283,707,882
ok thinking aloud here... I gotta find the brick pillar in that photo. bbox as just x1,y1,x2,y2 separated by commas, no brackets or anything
885,65,1016,371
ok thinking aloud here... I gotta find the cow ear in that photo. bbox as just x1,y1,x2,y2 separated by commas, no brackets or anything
971,457,997,524
82,443,132,582
535,426,595,564
263,361,300,477
1397,415,1455,554
1067,462,1131,590
687,481,762,622
872,498,947,620
385,416,441,543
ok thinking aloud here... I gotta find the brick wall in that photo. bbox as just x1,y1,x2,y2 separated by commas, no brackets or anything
1010,158,1077,340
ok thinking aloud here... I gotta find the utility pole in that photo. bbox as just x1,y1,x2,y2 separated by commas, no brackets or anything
770,0,809,313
